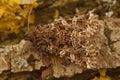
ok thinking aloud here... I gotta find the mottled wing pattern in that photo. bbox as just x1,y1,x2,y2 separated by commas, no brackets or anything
27,14,115,69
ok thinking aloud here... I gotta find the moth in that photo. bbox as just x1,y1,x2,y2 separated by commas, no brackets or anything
27,14,115,69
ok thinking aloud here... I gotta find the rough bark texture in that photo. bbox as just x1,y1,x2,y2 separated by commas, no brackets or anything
0,0,120,80
0,14,120,80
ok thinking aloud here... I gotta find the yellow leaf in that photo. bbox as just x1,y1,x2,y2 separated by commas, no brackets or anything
100,76,111,80
19,9,29,18
6,22,19,34
0,0,37,35
0,0,7,4
12,0,22,4
92,77,99,80
9,0,22,6
0,7,5,18
53,10,59,19
99,68,106,77
32,1,39,8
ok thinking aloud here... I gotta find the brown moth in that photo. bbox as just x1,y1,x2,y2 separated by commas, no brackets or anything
27,14,117,69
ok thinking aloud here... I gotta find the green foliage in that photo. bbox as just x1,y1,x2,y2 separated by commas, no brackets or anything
0,0,38,34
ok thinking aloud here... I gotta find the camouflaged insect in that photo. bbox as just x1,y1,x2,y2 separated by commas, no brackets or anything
27,14,117,69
